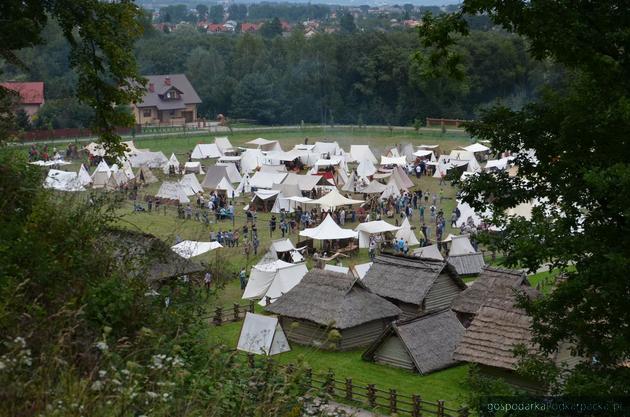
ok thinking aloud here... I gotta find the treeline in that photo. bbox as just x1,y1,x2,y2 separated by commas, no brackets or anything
1,21,560,128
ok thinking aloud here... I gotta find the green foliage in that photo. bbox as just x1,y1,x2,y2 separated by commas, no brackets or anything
14,109,30,131
34,97,94,129
232,72,280,124
260,17,283,39
421,0,630,394
339,12,356,33
209,5,224,24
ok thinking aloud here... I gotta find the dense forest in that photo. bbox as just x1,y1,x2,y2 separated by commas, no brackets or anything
1,20,560,128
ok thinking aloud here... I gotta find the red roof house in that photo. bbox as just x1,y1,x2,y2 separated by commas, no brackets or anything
0,82,45,118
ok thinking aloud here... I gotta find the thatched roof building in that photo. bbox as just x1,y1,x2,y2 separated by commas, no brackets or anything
451,266,530,327
362,254,466,318
363,309,465,374
103,229,205,286
265,269,400,350
447,252,485,277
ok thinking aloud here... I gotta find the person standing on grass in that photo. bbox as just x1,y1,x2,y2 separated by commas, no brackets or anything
253,236,259,255
239,268,247,290
269,215,277,238
234,230,240,247
204,271,212,294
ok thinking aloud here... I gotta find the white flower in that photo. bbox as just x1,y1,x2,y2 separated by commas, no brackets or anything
90,381,104,391
95,341,108,352
14,337,26,347
98,370,107,378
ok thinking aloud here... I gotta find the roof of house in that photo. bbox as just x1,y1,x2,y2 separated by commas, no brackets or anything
453,289,540,370
103,229,205,285
447,252,486,276
136,74,201,110
451,267,530,315
265,269,401,329
362,254,465,305
363,309,465,374
0,82,44,104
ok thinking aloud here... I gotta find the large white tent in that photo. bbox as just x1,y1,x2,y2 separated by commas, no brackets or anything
281,173,324,192
237,313,290,356
129,151,169,169
299,215,358,241
77,165,92,187
171,240,222,258
236,173,252,194
214,136,234,154
312,141,341,156
310,188,363,210
183,161,204,175
249,171,288,189
242,259,308,303
240,148,264,173
179,173,203,196
191,143,222,159
246,138,282,152
356,158,377,177
413,149,436,161
395,217,420,246
43,169,84,192
413,244,444,261
215,177,239,197
349,145,377,164
362,180,387,194
163,153,180,174
463,143,490,153
91,160,111,189
156,181,190,203
216,162,243,183
380,155,407,166
355,220,401,248
449,235,476,256
449,150,481,172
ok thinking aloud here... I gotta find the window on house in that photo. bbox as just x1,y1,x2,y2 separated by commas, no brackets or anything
143,109,151,117
170,110,175,116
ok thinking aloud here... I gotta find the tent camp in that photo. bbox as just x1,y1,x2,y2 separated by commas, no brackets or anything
356,158,377,177
171,240,222,258
249,171,287,189
163,153,180,174
310,188,363,210
395,217,420,246
44,169,84,192
184,161,204,174
216,162,242,183
179,173,203,196
129,151,169,169
363,309,465,374
349,145,377,164
191,143,222,159
242,260,309,305
355,220,401,248
201,165,230,189
156,181,190,203
91,160,111,188
299,214,358,241
412,244,444,261
237,313,291,356
136,165,158,184
77,165,92,187
281,173,325,192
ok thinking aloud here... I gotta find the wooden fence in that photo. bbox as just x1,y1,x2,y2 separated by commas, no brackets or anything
246,354,469,417
209,301,255,326
425,117,470,128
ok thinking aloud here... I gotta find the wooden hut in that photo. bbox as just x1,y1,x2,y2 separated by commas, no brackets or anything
451,266,531,327
452,290,581,392
446,253,485,277
265,269,401,350
362,254,466,319
363,310,465,374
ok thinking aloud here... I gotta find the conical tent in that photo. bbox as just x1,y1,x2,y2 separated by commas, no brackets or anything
380,183,400,200
449,235,476,256
216,162,243,183
349,145,377,164
237,313,291,356
179,173,203,196
156,181,190,203
91,161,111,189
77,165,92,186
236,173,252,194
299,215,358,240
215,176,240,197
122,160,135,180
392,166,414,189
163,153,180,174
105,173,120,191
362,180,387,194
357,159,377,177
310,188,363,210
135,166,158,184
413,244,444,261
395,217,420,246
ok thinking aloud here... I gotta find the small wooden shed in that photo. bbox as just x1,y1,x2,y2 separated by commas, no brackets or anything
265,269,401,351
363,309,465,374
362,254,466,319
451,266,531,327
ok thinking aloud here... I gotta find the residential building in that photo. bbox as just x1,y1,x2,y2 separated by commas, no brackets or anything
0,81,45,119
132,74,201,125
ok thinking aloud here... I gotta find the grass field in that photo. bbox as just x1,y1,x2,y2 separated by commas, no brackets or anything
42,126,479,407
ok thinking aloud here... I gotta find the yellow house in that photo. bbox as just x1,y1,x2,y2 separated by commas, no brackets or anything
132,74,201,125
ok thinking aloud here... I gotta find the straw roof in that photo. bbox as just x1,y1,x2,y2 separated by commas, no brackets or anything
364,310,465,374
362,255,465,305
451,267,530,316
447,253,485,276
453,289,540,370
104,229,204,285
265,269,401,329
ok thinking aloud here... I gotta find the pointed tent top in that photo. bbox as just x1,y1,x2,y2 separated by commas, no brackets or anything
310,188,363,210
356,158,377,177
299,215,358,240
395,217,420,246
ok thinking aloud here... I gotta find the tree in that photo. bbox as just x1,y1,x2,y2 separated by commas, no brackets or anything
227,4,247,21
232,72,279,124
419,1,630,394
339,12,356,33
15,109,31,131
209,5,224,23
0,0,144,155
196,4,208,21
260,17,283,38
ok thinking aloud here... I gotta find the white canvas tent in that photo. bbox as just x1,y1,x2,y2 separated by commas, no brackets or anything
395,217,420,246
362,180,387,194
77,165,92,187
237,313,290,356
201,165,230,189
313,141,341,156
413,244,444,260
455,200,488,227
214,136,234,154
463,143,490,153
485,157,512,171
184,161,204,174
156,181,190,203
355,220,401,248
240,148,264,173
356,158,377,177
299,215,358,240
392,166,414,189
281,173,323,192
310,188,363,210
163,153,180,174
136,165,158,184
342,171,369,193
380,155,407,166
236,173,252,194
399,143,416,163
380,183,401,200
171,240,222,258
260,164,287,173
351,262,373,279
191,143,222,159
449,235,476,256
215,177,239,197
449,150,481,172
179,173,203,196
129,151,169,169
270,239,305,263
413,149,436,161
91,160,111,189
349,145,377,164
43,169,84,192
216,162,242,183
122,160,135,180
249,171,287,189
242,260,308,304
